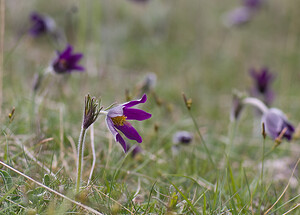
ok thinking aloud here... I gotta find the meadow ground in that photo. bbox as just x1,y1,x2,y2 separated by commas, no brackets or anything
0,0,299,214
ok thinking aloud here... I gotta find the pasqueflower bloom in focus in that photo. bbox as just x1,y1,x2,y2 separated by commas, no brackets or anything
106,94,151,152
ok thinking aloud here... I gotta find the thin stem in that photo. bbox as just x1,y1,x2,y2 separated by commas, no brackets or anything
0,160,103,215
263,146,276,158
259,133,266,212
264,158,300,215
76,127,87,193
226,120,237,157
282,204,300,215
0,0,5,116
87,124,96,185
31,91,37,132
260,138,265,188
99,110,108,115
59,106,69,172
243,97,269,114
187,109,216,169
13,137,57,179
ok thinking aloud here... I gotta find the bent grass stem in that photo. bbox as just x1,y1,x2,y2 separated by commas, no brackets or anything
0,160,103,215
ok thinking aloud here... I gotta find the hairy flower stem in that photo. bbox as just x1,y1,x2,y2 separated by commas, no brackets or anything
243,97,268,114
259,131,266,213
31,91,37,132
87,124,96,185
187,109,216,169
76,126,87,193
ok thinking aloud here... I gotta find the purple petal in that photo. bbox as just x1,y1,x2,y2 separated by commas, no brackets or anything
283,122,295,140
71,65,85,71
107,105,124,118
116,134,128,152
249,67,275,102
225,7,252,27
244,0,262,9
106,117,129,152
173,131,193,145
129,0,150,3
123,94,147,108
132,145,142,157
105,117,119,139
115,122,142,143
30,13,39,21
263,111,283,139
60,45,73,59
123,108,151,121
29,13,46,36
68,53,83,63
52,45,85,73
262,108,295,141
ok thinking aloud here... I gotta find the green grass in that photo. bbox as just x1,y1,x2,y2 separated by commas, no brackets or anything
0,0,299,214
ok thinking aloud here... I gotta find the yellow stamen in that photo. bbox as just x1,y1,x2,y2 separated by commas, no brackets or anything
59,59,67,68
111,115,127,126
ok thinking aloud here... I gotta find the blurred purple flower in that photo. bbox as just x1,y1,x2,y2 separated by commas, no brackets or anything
129,0,150,4
224,0,264,27
224,7,253,27
173,131,193,145
52,45,84,74
132,145,142,157
243,0,263,9
139,73,157,95
230,93,244,121
106,94,151,152
262,108,295,141
250,67,274,106
29,12,56,37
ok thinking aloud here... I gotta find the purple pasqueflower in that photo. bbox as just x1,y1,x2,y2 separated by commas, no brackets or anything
250,67,274,93
52,45,84,74
132,145,142,157
106,94,151,152
139,73,157,95
224,6,253,27
243,0,263,9
250,67,274,106
173,131,193,145
262,108,295,141
224,0,263,27
230,93,244,121
128,0,150,3
29,12,56,37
